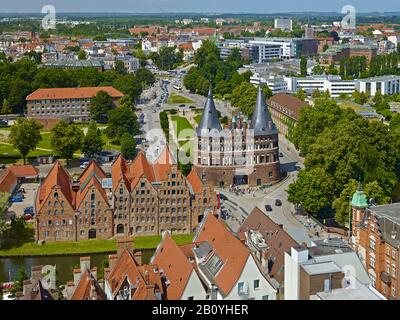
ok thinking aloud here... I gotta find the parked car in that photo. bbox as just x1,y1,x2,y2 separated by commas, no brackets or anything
23,214,33,221
219,193,228,201
80,162,89,170
0,163,6,170
24,206,34,215
279,152,284,157
265,204,273,212
189,106,196,109
11,195,24,203
275,199,282,206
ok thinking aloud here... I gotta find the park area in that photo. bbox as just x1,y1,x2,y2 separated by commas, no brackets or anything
167,94,194,105
0,123,120,164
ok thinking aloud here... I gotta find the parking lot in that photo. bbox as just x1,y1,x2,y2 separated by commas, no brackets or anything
6,183,39,222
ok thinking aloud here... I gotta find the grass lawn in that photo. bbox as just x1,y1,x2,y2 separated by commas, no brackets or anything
167,94,194,105
0,124,122,163
194,115,202,124
339,101,372,112
0,232,194,257
171,115,194,139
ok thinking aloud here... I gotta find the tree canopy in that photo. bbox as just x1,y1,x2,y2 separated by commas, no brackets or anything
51,121,83,164
9,118,43,164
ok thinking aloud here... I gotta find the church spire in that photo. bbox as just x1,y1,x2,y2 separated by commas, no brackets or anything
250,85,277,136
195,87,222,136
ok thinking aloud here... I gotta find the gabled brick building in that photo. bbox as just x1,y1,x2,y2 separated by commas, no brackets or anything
35,146,218,242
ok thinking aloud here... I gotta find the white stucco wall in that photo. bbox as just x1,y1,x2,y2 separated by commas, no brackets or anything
180,270,208,300
224,255,277,300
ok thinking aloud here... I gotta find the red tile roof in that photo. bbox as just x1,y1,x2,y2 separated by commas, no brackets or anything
9,165,39,178
268,92,309,121
194,213,250,296
238,207,298,284
36,161,74,212
26,86,124,101
0,169,17,194
112,146,177,191
70,270,106,300
186,169,202,194
152,233,195,300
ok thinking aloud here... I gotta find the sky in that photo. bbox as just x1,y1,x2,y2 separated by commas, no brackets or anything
0,0,399,13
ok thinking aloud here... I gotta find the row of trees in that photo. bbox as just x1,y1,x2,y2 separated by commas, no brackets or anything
0,56,155,113
231,83,273,115
339,52,400,79
148,46,184,71
288,97,400,226
184,41,249,98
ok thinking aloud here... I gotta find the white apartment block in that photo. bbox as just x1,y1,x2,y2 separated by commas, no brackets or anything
249,37,299,62
356,75,400,96
286,75,356,97
250,74,289,94
274,18,293,31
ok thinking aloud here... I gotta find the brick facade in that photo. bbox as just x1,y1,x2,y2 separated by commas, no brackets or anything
35,149,218,243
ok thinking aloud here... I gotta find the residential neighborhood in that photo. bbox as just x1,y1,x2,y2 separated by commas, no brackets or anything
1,0,400,306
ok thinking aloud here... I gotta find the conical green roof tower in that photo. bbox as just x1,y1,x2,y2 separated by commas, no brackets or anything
351,182,368,208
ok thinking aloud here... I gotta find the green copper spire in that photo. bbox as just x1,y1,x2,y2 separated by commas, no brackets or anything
351,182,368,208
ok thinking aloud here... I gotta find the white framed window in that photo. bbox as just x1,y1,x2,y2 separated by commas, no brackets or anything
369,256,376,269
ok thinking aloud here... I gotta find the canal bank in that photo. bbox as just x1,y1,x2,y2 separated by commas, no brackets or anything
0,249,156,284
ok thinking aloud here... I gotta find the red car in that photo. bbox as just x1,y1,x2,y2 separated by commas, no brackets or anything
23,214,33,221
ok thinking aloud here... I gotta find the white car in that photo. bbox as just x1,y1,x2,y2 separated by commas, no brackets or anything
80,162,89,170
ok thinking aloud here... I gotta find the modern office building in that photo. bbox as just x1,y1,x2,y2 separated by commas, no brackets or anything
356,75,400,96
249,38,300,62
274,19,293,31
286,75,356,98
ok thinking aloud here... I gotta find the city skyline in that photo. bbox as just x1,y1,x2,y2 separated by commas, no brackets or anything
1,0,400,14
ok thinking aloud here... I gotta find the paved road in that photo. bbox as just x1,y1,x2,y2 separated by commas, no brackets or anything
137,71,334,245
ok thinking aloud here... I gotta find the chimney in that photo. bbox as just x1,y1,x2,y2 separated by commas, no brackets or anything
23,280,33,296
73,269,82,287
31,265,43,284
80,257,91,273
117,237,134,256
291,246,309,264
66,281,75,299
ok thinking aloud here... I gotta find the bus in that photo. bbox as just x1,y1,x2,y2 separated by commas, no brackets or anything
173,85,182,91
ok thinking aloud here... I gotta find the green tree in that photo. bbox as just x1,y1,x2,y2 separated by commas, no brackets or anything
231,82,257,115
294,88,306,101
300,56,308,77
114,60,127,75
0,192,10,249
9,118,43,164
89,91,114,123
1,98,12,115
10,267,28,297
105,106,140,144
51,121,83,164
135,68,155,86
332,179,358,226
120,133,137,159
288,168,334,215
82,121,104,158
78,50,87,60
364,181,391,205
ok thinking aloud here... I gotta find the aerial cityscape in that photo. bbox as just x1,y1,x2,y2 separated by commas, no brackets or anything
1,0,400,305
